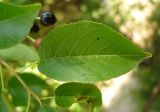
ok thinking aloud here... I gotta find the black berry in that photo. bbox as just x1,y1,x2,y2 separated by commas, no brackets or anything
40,12,57,26
30,24,40,33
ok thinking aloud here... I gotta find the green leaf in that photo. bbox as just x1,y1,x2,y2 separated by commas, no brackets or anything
0,2,41,49
38,105,56,112
8,73,48,106
55,82,102,108
0,93,14,112
38,21,151,83
0,44,39,62
5,0,26,4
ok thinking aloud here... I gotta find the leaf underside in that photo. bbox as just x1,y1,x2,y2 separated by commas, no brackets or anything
0,44,39,62
0,2,41,49
38,21,151,83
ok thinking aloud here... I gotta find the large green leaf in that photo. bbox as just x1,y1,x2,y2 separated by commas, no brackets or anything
55,82,102,108
0,2,41,49
0,44,39,62
38,21,151,83
8,73,48,106
3,0,27,4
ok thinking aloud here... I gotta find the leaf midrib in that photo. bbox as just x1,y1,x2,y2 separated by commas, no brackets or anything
41,54,149,60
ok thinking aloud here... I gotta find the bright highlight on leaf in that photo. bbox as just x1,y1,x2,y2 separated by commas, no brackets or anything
38,21,151,83
55,82,102,108
0,2,41,49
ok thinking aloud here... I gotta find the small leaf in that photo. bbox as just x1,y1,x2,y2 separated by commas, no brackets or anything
0,2,41,49
38,20,151,83
8,73,48,106
38,105,56,112
55,82,102,108
0,44,39,62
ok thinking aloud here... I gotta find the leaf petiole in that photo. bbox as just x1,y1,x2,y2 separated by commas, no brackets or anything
26,94,31,112
41,96,55,100
88,103,94,112
0,65,4,93
36,17,40,20
27,35,35,43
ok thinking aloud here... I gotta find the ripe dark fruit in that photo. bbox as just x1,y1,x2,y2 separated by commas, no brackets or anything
30,24,40,33
40,12,57,26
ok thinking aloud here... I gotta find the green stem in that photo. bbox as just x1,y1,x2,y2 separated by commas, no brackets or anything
41,96,55,100
15,75,42,107
0,65,4,92
0,59,42,107
27,35,35,43
89,103,94,112
26,94,31,112
18,61,39,73
36,17,40,20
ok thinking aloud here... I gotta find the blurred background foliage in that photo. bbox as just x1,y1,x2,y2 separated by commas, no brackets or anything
0,0,160,112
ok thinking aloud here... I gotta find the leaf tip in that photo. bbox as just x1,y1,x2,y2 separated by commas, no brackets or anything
143,51,152,59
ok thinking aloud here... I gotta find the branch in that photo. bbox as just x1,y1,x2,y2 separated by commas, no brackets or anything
144,84,160,112
0,59,42,106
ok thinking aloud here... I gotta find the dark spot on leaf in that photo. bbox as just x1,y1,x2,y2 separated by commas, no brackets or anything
96,37,100,40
